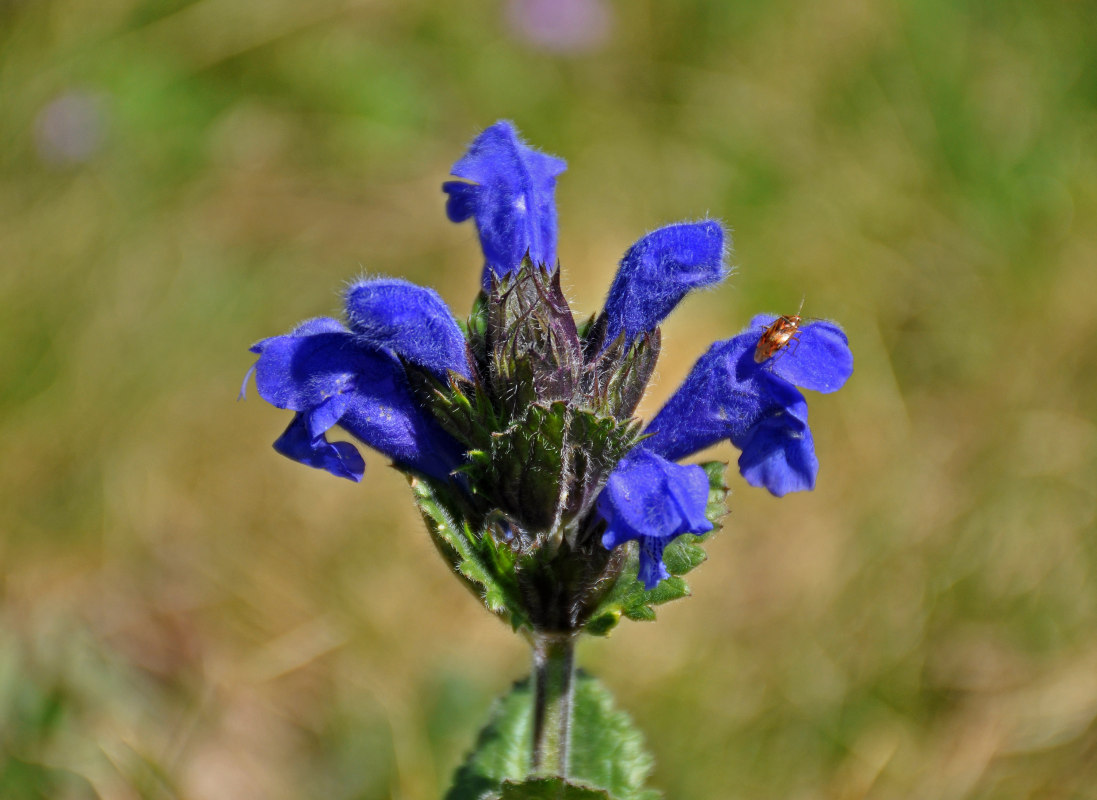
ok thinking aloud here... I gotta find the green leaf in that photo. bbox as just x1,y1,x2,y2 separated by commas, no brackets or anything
582,462,729,637
493,777,612,799
445,674,659,800
568,675,660,800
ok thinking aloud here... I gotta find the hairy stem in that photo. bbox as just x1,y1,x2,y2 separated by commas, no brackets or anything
530,630,577,776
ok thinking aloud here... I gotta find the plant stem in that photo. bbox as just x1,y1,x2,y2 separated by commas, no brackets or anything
530,630,577,776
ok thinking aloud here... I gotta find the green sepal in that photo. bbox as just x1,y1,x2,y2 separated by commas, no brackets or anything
466,290,489,361
420,384,642,536
582,461,729,637
574,314,596,340
490,402,568,532
445,673,659,800
410,474,530,631
702,460,731,523
583,329,661,419
414,373,504,454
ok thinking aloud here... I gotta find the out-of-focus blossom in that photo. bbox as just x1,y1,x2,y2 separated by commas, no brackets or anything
34,91,108,167
505,0,612,53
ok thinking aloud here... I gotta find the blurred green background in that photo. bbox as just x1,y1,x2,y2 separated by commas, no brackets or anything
3,0,1097,797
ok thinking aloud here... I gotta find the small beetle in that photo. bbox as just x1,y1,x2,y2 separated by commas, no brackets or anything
754,298,805,363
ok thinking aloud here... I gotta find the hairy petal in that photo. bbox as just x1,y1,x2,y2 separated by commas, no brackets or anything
637,537,671,590
442,120,567,287
598,450,713,589
345,278,469,379
642,332,805,458
600,220,728,345
642,328,820,496
249,316,345,358
273,413,366,482
249,319,461,480
746,314,853,393
738,414,818,496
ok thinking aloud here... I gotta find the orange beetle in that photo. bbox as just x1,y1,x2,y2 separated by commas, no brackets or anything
754,298,805,363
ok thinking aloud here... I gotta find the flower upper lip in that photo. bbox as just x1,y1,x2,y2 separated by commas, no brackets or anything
443,121,567,290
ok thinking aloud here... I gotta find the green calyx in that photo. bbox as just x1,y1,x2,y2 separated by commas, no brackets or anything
410,259,658,544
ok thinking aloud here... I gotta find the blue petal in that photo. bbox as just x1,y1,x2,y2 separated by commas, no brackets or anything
642,325,823,495
760,319,853,394
273,413,366,482
344,278,469,379
443,121,567,288
597,450,712,589
738,414,818,496
444,181,478,223
249,316,345,356
664,461,713,530
306,394,348,438
643,332,806,461
249,319,461,479
637,538,671,589
600,220,728,345
251,324,366,412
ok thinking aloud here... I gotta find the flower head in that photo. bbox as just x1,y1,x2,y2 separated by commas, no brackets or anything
245,122,852,627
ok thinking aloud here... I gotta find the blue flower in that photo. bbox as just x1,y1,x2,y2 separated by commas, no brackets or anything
597,451,713,588
246,120,852,592
641,314,852,497
344,278,470,380
247,283,466,482
443,121,567,288
589,287,851,586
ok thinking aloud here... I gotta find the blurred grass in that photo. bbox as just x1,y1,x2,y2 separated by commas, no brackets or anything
2,0,1097,797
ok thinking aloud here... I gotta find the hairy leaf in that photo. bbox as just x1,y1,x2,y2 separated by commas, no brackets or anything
494,778,612,799
445,673,658,800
